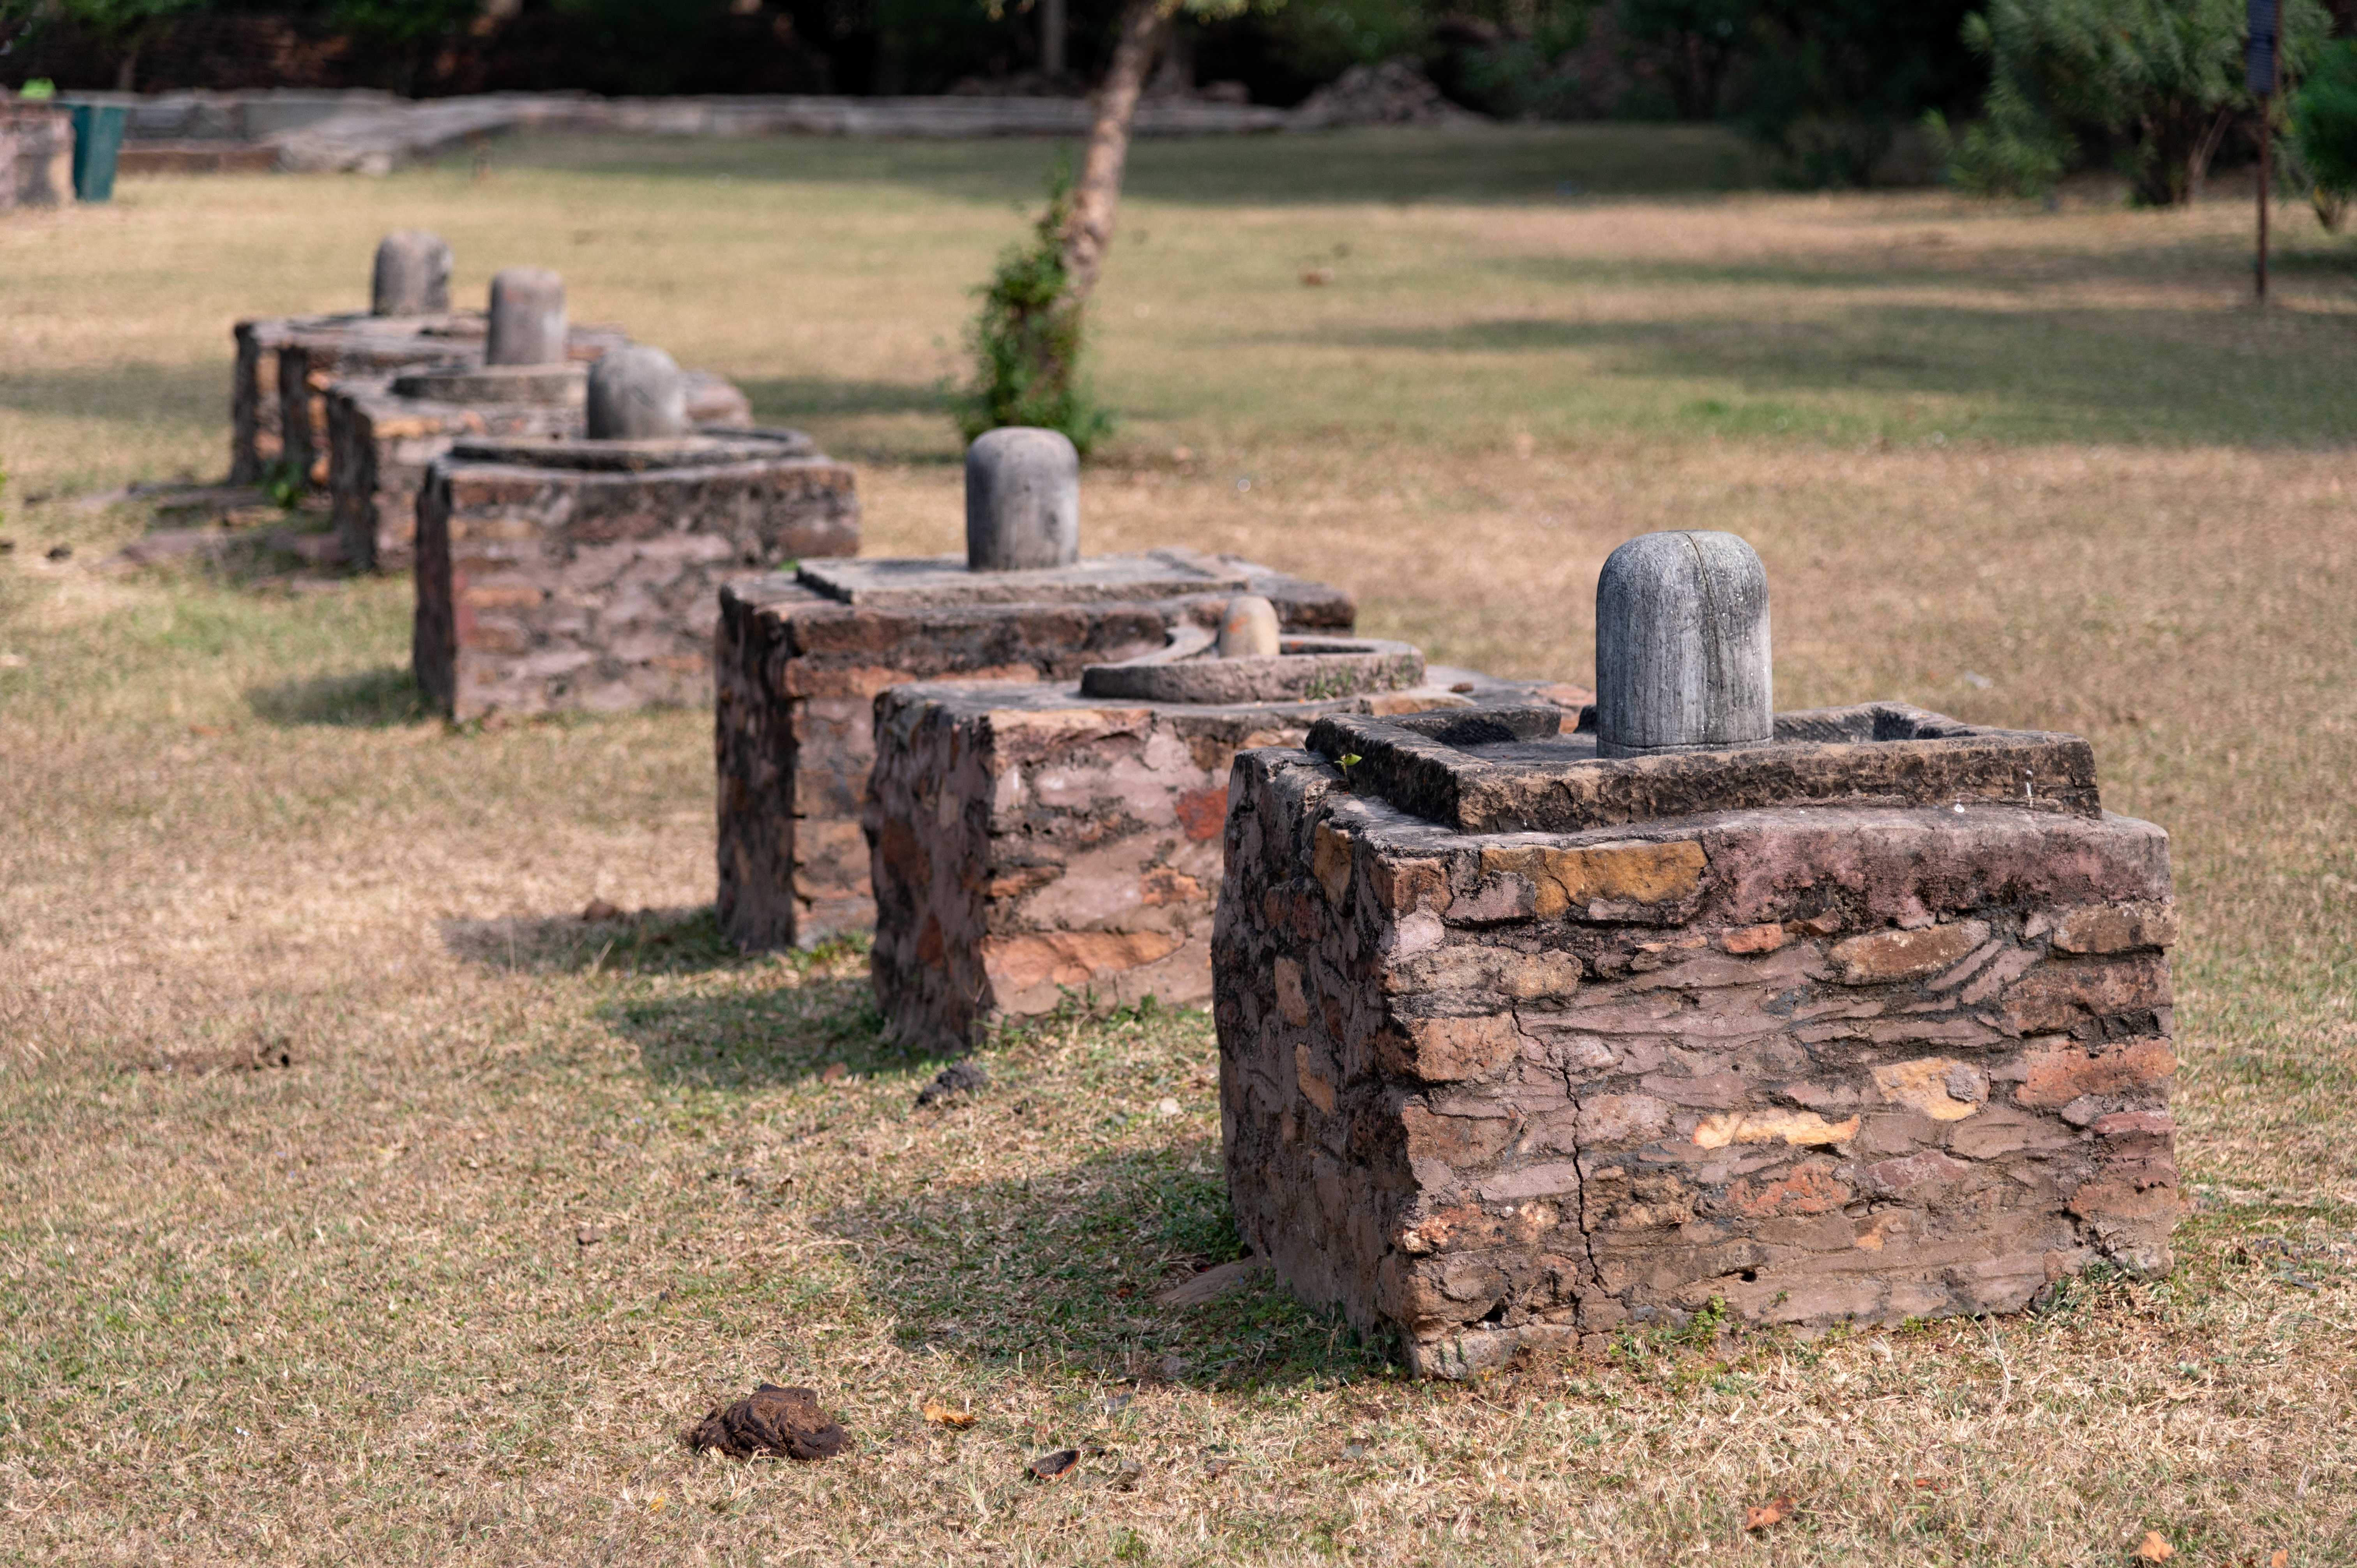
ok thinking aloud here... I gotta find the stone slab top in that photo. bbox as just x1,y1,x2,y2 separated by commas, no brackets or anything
797,546,1256,607
445,427,816,471
1304,701,2101,834
884,665,1572,736
1080,635,1424,705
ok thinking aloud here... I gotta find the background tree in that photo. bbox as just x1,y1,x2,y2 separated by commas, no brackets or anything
0,0,203,89
956,0,1248,449
2292,36,2357,227
1933,0,2329,206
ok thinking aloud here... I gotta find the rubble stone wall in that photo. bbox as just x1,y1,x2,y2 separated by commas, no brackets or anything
713,568,1359,953
415,452,859,719
868,676,1589,1054
1215,746,2180,1377
327,371,756,573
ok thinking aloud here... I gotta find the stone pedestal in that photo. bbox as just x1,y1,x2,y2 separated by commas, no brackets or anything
868,662,1590,1054
414,433,859,719
325,366,751,572
714,550,1360,953
1213,703,2178,1377
0,105,74,212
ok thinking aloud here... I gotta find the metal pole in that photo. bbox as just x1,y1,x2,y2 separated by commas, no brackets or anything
1043,0,1066,78
2259,90,2272,303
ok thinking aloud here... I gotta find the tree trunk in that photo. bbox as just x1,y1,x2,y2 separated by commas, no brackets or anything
1059,0,1176,305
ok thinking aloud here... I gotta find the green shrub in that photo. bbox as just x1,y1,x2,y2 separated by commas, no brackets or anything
2293,39,2357,230
1934,0,2327,207
951,170,1114,455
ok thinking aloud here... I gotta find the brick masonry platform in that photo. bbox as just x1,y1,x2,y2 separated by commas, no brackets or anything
868,673,1592,1055
714,549,1358,952
1214,703,2179,1376
326,367,752,572
415,433,859,719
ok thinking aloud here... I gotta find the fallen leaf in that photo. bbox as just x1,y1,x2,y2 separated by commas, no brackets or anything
1300,267,1335,286
922,1398,976,1429
2270,1551,2288,1567
581,897,624,923
2135,1532,2175,1562
819,1062,848,1082
1744,1496,1795,1531
1028,1448,1080,1481
576,1226,606,1246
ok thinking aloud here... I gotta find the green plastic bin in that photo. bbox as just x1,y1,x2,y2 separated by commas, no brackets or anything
69,104,125,202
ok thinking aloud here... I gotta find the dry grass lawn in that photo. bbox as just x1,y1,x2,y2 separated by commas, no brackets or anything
2,125,2355,1564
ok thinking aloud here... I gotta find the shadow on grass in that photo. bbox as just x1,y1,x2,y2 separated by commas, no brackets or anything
1313,297,2357,447
502,124,1763,207
818,1127,1390,1392
440,904,754,978
247,664,431,727
601,957,938,1090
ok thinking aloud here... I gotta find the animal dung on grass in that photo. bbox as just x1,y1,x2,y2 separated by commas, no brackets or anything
1214,532,2179,1377
913,1059,989,1107
683,1384,848,1462
1027,1448,1081,1481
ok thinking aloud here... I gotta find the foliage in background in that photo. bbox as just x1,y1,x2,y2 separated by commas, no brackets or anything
325,0,481,93
2293,38,2357,228
1614,0,1748,118
1734,0,1979,187
1932,0,2329,207
0,0,202,88
953,168,1113,453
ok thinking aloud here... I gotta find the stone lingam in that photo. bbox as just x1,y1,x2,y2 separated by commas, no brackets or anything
325,265,749,572
713,427,1406,953
864,602,1589,1055
1210,530,2179,1377
413,345,856,719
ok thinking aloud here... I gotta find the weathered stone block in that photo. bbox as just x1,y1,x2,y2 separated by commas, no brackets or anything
415,433,859,719
1214,703,2179,1376
713,550,1373,953
868,669,1588,1054
325,366,750,572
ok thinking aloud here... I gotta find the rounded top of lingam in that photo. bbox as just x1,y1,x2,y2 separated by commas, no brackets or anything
1595,529,1772,758
486,266,568,367
1216,594,1281,658
965,427,1080,571
586,344,689,441
371,230,452,316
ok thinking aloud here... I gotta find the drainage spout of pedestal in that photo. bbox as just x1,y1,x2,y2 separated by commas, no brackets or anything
371,231,452,317
964,427,1080,571
486,267,568,367
1595,529,1772,758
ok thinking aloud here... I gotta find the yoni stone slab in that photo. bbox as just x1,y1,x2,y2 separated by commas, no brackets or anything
325,366,753,573
1214,726,2179,1378
867,673,1587,1053
712,550,1365,954
413,436,859,719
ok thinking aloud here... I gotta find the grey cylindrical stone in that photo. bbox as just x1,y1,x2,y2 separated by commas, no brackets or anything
1216,594,1281,658
586,345,688,440
370,226,452,316
486,266,567,366
964,427,1080,571
371,230,452,316
1595,529,1772,757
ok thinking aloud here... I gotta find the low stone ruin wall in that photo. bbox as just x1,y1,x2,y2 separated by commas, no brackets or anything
867,673,1588,1054
713,558,1357,952
326,369,752,573
1214,717,2180,1377
415,443,858,719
